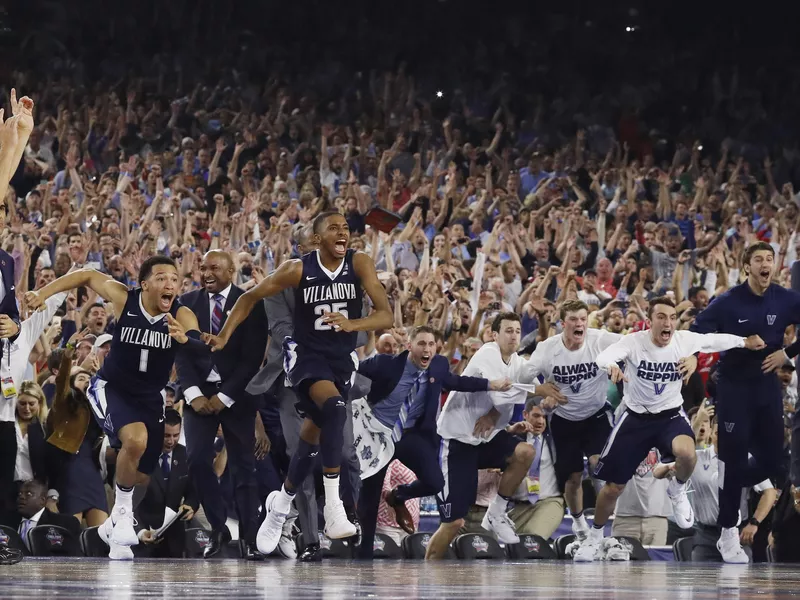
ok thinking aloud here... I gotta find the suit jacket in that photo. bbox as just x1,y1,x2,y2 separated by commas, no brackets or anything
0,419,49,491
0,507,81,537
135,444,198,557
0,248,20,345
176,285,267,402
358,352,489,435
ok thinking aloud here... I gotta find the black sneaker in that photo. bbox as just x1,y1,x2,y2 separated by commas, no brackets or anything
0,545,23,565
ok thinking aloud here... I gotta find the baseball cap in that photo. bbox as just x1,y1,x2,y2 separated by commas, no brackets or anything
95,334,113,348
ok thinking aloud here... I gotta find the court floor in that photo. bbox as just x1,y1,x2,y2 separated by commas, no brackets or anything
1,558,799,599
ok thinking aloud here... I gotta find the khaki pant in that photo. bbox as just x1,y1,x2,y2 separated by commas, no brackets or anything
611,516,667,545
508,496,565,539
458,505,490,535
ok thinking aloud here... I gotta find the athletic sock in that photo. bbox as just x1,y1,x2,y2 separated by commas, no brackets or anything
115,483,134,512
323,473,341,507
488,493,512,518
572,510,584,520
592,522,605,531
274,484,295,514
320,395,347,469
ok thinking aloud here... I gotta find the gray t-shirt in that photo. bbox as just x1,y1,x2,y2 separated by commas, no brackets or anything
613,450,672,518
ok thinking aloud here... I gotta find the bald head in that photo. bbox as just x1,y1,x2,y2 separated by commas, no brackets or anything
376,333,399,355
201,250,235,293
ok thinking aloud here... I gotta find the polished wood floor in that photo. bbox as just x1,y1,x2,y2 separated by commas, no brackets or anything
1,558,799,599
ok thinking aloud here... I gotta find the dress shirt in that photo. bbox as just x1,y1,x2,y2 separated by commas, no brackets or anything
18,506,45,550
13,420,33,481
371,360,428,430
184,284,234,408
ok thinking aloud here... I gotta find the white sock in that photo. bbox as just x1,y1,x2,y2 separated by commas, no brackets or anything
115,484,133,512
323,474,341,507
488,494,509,518
576,513,589,528
274,485,294,514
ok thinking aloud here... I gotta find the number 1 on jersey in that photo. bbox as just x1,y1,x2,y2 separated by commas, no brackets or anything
139,349,149,373
313,302,349,331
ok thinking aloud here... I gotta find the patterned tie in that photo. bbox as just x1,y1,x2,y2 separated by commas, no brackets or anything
211,294,224,335
161,453,171,479
19,519,32,550
527,436,543,504
392,372,424,443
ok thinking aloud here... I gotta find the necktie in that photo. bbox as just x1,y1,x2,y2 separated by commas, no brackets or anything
211,294,224,335
19,519,32,549
392,372,424,443
527,436,543,504
161,453,171,479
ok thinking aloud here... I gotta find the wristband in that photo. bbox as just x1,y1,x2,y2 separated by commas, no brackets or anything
66,342,76,350
748,517,761,527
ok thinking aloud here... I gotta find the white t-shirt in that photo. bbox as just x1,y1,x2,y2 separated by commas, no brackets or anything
437,342,527,445
0,292,66,422
523,329,621,421
595,330,746,415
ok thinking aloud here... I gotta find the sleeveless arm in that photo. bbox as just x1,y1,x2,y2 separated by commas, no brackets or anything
28,268,129,317
348,252,393,332
215,260,302,345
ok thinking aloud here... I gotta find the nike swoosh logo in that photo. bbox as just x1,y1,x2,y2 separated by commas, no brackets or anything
738,319,748,323
309,452,319,457
306,276,316,281
127,312,137,317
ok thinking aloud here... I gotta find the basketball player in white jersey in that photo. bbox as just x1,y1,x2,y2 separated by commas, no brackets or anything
521,300,622,540
573,296,765,562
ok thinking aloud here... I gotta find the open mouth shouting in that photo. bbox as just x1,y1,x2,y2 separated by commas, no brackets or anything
334,238,348,257
758,267,772,284
159,292,175,313
419,350,432,368
572,327,585,340
659,329,673,344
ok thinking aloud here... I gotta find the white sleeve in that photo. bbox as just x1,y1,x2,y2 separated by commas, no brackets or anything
470,251,487,317
682,330,745,354
703,269,718,295
519,343,549,383
753,479,774,493
599,330,623,350
595,335,635,369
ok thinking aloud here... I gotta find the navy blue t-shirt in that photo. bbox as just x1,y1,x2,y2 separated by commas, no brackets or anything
691,282,800,379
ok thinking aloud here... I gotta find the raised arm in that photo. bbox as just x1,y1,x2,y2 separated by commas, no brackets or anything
25,268,129,317
208,259,302,351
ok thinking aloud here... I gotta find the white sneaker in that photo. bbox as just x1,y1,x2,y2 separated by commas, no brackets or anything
573,527,603,562
571,514,590,542
667,479,695,529
97,516,113,545
257,491,288,555
481,510,520,544
717,527,750,564
108,541,134,560
277,507,298,559
109,506,139,547
323,501,357,539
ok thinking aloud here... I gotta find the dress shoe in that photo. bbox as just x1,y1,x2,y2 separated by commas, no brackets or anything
298,543,322,562
386,488,415,535
203,528,232,559
242,542,265,561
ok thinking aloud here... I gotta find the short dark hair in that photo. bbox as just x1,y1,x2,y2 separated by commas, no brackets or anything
164,409,182,427
67,232,83,243
410,325,436,340
139,256,177,282
742,241,775,266
312,211,343,234
524,397,543,413
648,295,676,317
491,312,521,332
560,300,589,321
688,286,705,300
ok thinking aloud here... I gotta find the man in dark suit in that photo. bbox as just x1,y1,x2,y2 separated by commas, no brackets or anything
246,228,364,561
134,409,198,557
176,250,267,559
354,325,512,559
0,479,81,551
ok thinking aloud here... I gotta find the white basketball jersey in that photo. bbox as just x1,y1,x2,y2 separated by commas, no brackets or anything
595,330,745,414
523,329,622,421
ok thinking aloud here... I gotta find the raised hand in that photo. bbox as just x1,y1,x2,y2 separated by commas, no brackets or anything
166,314,188,344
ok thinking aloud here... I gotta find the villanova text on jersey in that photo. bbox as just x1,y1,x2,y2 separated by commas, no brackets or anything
552,362,599,388
293,249,363,357
97,289,181,401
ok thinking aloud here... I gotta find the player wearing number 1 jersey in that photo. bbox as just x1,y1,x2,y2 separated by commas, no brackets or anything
206,211,393,555
24,256,202,560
